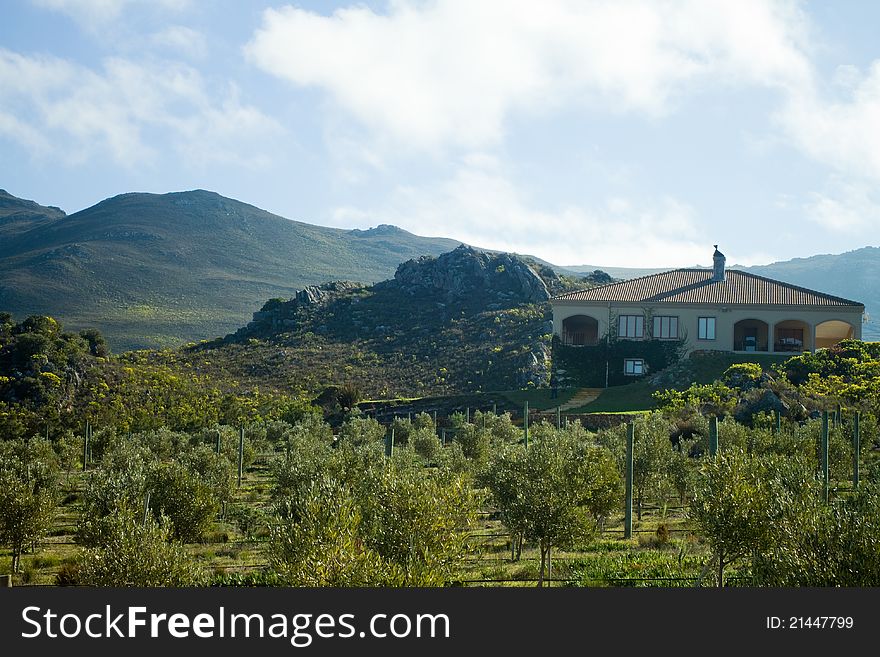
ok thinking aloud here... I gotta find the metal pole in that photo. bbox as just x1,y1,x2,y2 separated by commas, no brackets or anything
433,410,437,427
709,416,718,457
821,410,829,502
441,429,446,446
492,402,497,415
556,406,561,430
853,411,860,489
466,407,470,424
385,427,395,457
82,421,89,471
523,401,529,447
238,425,245,488
625,423,634,540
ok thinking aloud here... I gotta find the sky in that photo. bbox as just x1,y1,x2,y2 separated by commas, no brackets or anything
2,1,880,268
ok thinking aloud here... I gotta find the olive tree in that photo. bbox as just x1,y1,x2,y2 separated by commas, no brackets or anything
481,431,622,586
690,450,817,586
0,438,61,572
76,504,203,586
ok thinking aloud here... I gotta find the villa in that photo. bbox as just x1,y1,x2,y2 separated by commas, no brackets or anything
551,247,864,375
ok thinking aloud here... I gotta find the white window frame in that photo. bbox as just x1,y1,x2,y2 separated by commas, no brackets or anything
698,316,716,341
624,358,645,376
653,315,679,340
618,314,644,339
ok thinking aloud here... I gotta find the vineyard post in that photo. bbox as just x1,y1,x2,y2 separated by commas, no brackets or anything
774,410,781,435
709,416,718,457
556,406,561,430
433,410,437,428
523,401,529,448
82,421,89,471
216,429,221,455
385,427,395,457
238,425,244,488
143,491,151,526
853,411,860,489
407,412,412,423
624,423,634,540
821,411,829,502
492,402,497,415
466,407,470,424
441,429,446,446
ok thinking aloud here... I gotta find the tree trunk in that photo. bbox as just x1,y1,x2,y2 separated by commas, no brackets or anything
717,552,725,588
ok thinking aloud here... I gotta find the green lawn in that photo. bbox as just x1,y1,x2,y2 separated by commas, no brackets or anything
569,351,791,414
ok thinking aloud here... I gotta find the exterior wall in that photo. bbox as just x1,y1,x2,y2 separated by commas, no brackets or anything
552,301,863,355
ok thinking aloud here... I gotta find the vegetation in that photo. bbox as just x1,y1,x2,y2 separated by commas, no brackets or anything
2,306,880,588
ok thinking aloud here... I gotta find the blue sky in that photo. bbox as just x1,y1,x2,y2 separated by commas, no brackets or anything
2,1,880,268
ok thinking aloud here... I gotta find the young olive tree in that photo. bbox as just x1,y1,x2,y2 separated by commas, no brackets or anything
481,431,622,586
690,451,817,586
0,438,61,572
75,504,203,586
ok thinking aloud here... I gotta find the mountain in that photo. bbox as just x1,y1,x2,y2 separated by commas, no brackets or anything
0,189,461,350
0,189,66,238
182,245,563,398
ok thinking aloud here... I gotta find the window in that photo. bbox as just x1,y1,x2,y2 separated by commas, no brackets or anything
653,316,679,339
618,315,644,338
698,317,716,340
624,359,645,376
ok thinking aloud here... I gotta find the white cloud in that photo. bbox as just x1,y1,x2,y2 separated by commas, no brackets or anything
32,0,189,27
149,25,208,60
333,157,710,268
781,60,880,182
246,0,812,153
805,180,880,232
0,48,281,169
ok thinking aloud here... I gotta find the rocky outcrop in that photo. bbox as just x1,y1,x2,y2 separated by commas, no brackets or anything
233,281,364,337
390,245,553,305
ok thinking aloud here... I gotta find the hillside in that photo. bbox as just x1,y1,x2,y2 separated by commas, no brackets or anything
0,189,460,350
0,189,65,238
177,246,593,399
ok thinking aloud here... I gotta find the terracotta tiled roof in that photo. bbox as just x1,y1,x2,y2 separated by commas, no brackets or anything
552,269,863,307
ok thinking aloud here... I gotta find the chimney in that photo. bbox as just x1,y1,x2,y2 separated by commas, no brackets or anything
712,245,726,281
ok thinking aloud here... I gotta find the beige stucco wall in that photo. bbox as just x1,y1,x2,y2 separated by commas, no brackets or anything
552,300,863,354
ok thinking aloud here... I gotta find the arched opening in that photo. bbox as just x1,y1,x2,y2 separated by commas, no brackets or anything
733,319,769,352
815,320,854,350
773,320,811,352
562,315,599,346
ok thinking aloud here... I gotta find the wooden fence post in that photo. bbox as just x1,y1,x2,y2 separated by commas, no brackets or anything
853,410,860,490
709,416,718,457
238,425,245,488
82,421,89,472
385,427,395,457
625,423,634,540
821,410,829,502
